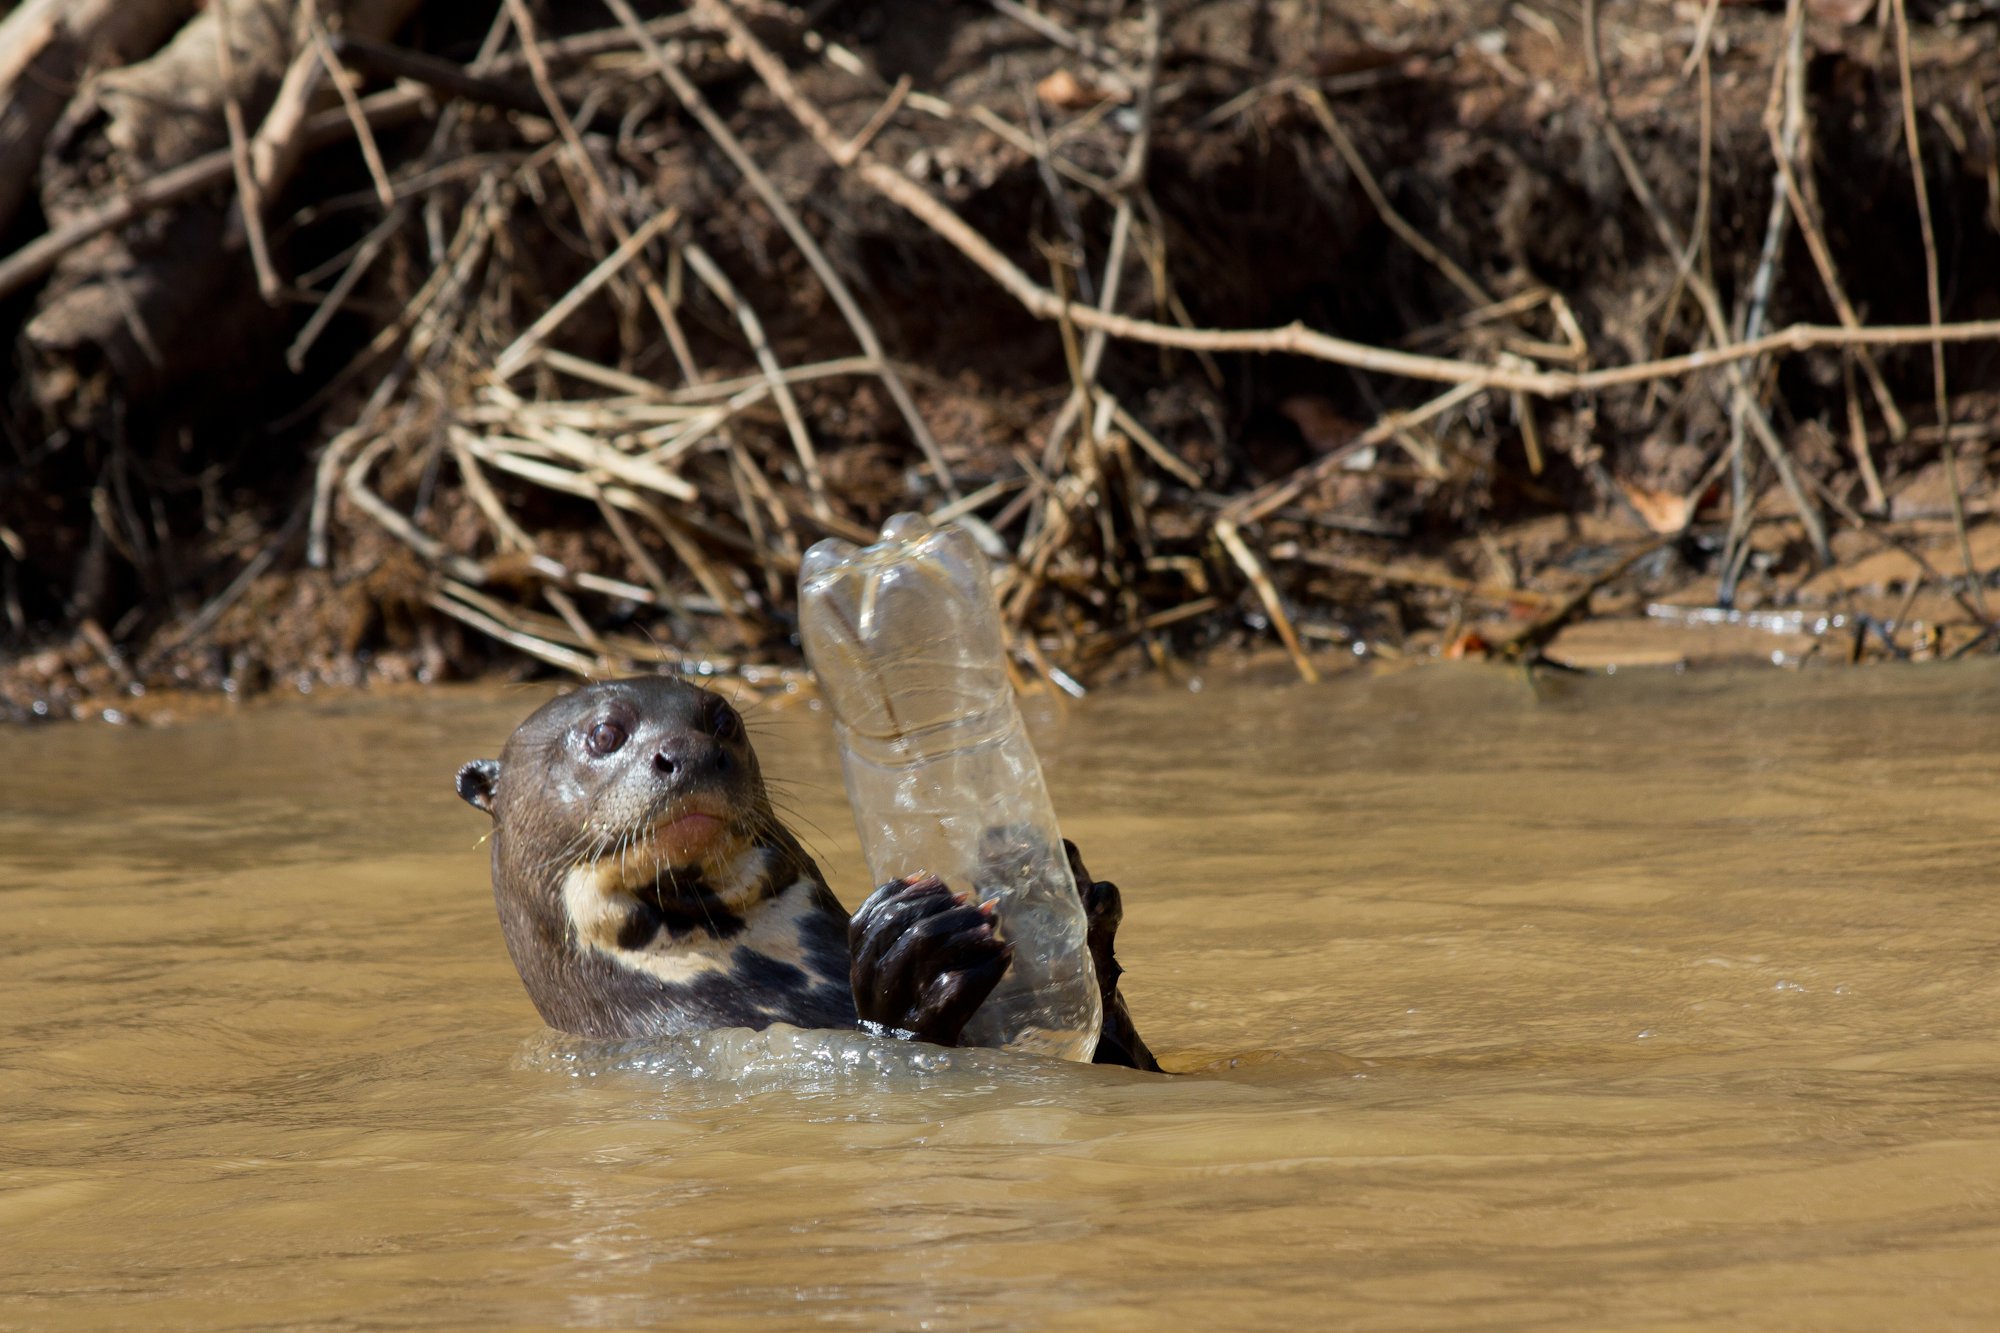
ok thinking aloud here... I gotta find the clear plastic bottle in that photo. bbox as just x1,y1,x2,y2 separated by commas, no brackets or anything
799,513,1102,1061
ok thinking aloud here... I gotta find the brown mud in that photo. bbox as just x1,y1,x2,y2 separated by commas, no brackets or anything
4,0,2000,722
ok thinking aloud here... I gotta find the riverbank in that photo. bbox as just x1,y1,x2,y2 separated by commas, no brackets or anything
4,1,1999,721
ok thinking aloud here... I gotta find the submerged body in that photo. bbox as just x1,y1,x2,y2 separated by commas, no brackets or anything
455,676,1156,1069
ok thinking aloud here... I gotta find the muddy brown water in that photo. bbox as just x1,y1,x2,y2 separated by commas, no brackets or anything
5,665,2000,1329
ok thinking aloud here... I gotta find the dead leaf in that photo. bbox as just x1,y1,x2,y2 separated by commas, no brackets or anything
1807,0,1875,23
1616,480,1692,535
1278,395,1360,455
1036,69,1108,110
1443,629,1492,660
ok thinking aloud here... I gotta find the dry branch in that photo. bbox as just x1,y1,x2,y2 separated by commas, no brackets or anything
7,0,2000,709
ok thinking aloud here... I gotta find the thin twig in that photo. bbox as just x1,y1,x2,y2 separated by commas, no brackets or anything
696,5,2000,400
680,241,830,520
617,0,960,498
308,9,396,210
0,84,433,301
1891,0,1986,620
1580,0,1828,579
214,4,280,302
490,207,680,381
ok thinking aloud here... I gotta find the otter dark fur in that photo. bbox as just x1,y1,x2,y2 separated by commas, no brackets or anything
456,676,1156,1068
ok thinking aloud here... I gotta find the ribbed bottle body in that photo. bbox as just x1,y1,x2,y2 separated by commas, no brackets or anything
800,514,1101,1061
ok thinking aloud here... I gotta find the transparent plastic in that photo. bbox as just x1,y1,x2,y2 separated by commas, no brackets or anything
798,512,1102,1062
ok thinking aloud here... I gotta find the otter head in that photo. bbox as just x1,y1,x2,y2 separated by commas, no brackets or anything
456,676,815,1034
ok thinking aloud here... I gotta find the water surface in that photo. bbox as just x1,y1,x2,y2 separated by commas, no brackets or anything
5,666,2000,1328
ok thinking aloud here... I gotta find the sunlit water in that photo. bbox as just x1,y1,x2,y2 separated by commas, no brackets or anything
5,666,2000,1328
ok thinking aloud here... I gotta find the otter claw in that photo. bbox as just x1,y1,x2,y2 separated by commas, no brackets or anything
849,873,1012,1047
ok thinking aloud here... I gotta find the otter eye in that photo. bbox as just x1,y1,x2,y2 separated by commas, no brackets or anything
709,699,741,742
585,719,628,757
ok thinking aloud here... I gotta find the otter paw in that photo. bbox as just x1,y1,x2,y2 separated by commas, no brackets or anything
849,873,1012,1047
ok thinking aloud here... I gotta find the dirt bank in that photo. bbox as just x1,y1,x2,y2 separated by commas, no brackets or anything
4,0,2000,721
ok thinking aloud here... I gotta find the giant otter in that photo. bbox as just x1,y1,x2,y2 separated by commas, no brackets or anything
455,676,1157,1069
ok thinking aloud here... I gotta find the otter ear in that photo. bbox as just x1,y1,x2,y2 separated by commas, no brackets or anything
455,759,501,816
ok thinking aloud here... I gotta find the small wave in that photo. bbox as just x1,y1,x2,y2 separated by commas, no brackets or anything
513,1024,1103,1101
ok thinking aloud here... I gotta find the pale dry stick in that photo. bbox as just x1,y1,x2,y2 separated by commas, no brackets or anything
306,10,396,210
536,347,674,398
1764,27,1906,446
478,423,699,503
504,0,709,406
723,440,782,605
440,578,681,668
631,387,772,464
1109,399,1205,489
1513,390,1544,476
490,207,681,380
1581,0,1828,571
680,241,830,520
317,180,501,562
1040,0,1161,477
345,436,485,583
247,41,327,206
1643,5,1711,421
535,348,886,408
1268,544,1561,609
571,567,714,611
1213,518,1319,683
213,5,280,302
471,434,767,644
1298,86,1491,309
1839,351,1888,511
987,0,1132,78
632,392,764,454
463,439,772,566
616,0,959,498
1211,364,1444,660
0,81,434,301
929,475,1028,526
1891,0,1986,620
1678,0,1724,79
289,204,405,372
461,392,699,428
446,429,536,553
965,103,1119,199
838,73,911,163
543,585,615,660
720,422,805,564
291,10,518,374
663,355,878,404
1721,0,1808,597
1230,381,1485,527
309,364,407,567
429,585,599,676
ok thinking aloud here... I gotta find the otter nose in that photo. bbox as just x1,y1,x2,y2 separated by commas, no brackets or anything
652,735,729,782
